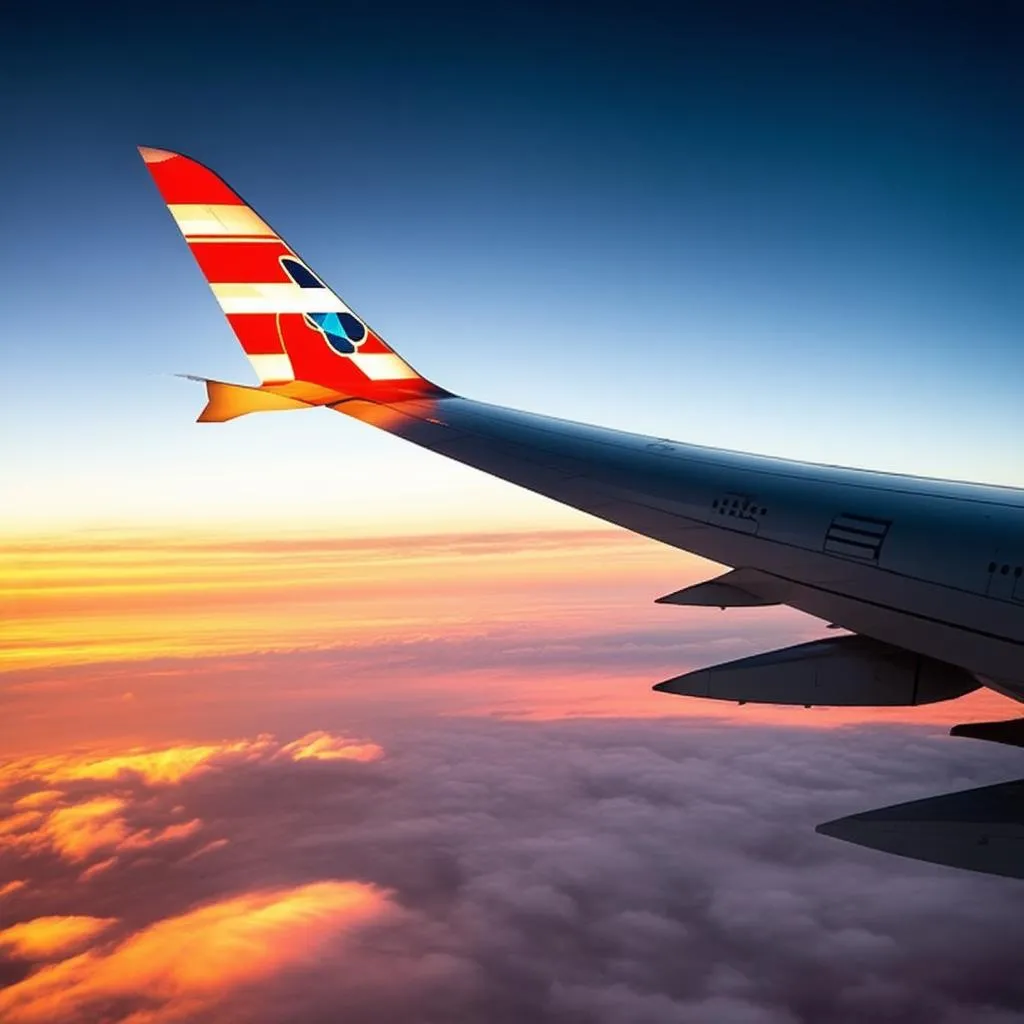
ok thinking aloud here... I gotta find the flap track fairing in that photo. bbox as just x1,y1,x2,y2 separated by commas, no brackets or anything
653,635,980,707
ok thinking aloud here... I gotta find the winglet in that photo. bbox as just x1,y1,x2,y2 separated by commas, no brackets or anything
139,147,448,404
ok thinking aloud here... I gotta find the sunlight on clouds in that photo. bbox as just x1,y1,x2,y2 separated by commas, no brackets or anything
119,818,202,852
280,731,383,763
78,857,117,882
0,811,43,836
47,741,265,786
0,879,27,900
2,527,1016,757
0,732,381,873
0,733,378,792
0,882,388,1024
0,528,683,672
45,798,130,861
0,916,117,961
53,746,231,785
14,790,63,809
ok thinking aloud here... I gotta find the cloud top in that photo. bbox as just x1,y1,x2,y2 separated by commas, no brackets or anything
1,718,1023,1023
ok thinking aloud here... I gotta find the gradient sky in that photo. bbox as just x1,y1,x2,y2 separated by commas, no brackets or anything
4,4,1024,1022
2,1,1022,532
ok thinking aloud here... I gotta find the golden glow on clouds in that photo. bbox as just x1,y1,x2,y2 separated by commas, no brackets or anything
1,735,382,790
14,790,63,809
3,523,1017,1022
0,881,387,1024
0,732,388,1021
1,745,235,789
44,798,130,861
2,527,1018,758
0,916,117,960
0,733,377,875
280,731,383,763
1,528,665,672
45,742,262,785
0,879,27,900
0,811,43,836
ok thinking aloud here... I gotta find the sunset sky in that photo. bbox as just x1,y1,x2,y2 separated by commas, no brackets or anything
3,2,1024,1022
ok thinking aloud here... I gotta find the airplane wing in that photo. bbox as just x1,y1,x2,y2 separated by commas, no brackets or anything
140,147,1024,876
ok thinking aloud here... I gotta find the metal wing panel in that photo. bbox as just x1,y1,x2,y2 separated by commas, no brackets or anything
817,780,1024,880
336,395,1024,687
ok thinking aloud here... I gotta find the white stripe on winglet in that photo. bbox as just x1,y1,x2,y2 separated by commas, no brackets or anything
210,282,349,314
168,204,275,237
248,353,295,384
349,352,420,380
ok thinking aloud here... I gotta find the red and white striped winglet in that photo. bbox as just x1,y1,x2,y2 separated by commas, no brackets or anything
139,147,441,400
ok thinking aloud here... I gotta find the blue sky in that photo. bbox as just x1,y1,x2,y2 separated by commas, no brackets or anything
2,2,1022,531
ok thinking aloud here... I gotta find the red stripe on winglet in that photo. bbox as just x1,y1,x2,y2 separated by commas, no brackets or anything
142,151,245,206
226,314,286,356
190,241,292,283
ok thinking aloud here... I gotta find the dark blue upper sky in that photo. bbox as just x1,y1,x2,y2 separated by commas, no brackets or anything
3,1,1022,529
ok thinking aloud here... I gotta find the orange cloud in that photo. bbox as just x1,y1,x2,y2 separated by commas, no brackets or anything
0,528,676,674
5,527,1017,762
0,732,384,871
0,880,27,899
0,916,117,960
2,733,377,792
45,798,129,861
53,747,228,785
0,790,199,866
0,796,195,865
45,741,272,786
119,818,202,853
0,811,43,837
78,857,117,882
280,731,383,763
0,881,388,1023
14,790,62,809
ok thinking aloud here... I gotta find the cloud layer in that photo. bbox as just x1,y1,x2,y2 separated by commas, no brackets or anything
2,718,1024,1022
